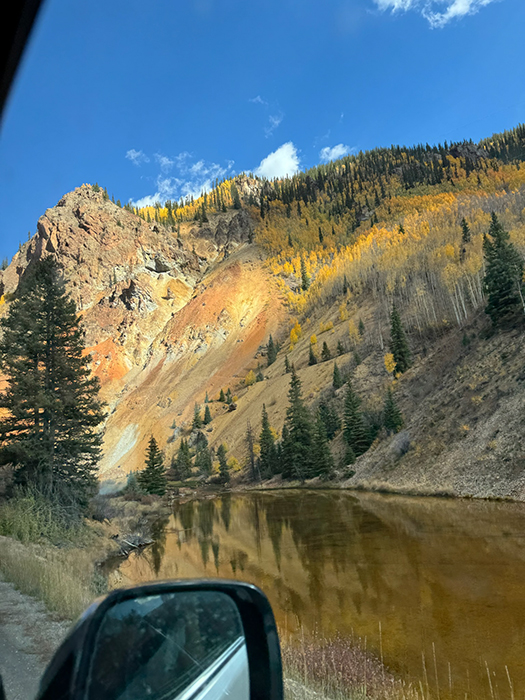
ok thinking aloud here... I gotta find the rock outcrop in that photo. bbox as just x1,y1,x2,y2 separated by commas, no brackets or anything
0,185,284,486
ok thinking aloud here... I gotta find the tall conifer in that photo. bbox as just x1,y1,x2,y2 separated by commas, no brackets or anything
483,212,524,326
390,305,411,374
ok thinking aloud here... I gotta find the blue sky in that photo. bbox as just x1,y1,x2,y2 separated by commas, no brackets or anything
0,0,523,262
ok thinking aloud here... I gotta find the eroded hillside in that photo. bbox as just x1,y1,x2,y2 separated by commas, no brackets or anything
0,185,286,485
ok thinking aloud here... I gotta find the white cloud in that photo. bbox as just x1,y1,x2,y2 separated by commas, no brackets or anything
125,149,150,166
130,152,234,207
265,113,284,138
372,0,498,27
154,153,174,172
319,144,352,163
254,143,300,180
249,95,268,106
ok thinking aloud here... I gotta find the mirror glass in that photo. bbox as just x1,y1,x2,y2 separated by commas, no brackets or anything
86,590,249,700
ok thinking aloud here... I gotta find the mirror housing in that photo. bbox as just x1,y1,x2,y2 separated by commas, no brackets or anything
37,580,283,700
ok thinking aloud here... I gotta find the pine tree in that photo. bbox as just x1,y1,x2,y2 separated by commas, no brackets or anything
383,388,403,434
226,388,233,405
0,257,104,509
192,404,202,430
321,341,331,362
483,212,524,326
308,345,318,366
231,183,242,210
318,400,341,440
259,404,277,479
217,444,230,483
358,319,365,336
285,368,314,480
284,355,291,373
219,388,225,403
172,439,192,480
460,218,471,262
300,256,309,291
138,436,166,496
343,382,369,457
332,362,344,389
390,305,411,374
244,421,258,482
267,335,278,366
195,445,212,475
203,405,212,424
311,410,334,478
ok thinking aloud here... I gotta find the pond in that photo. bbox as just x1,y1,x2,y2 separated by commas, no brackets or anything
111,490,525,700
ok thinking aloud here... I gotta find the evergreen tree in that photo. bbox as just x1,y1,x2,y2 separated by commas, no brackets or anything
318,400,341,440
383,388,403,434
259,404,277,479
284,355,291,373
390,304,411,374
343,382,369,457
267,335,278,366
308,345,318,366
358,319,365,336
483,212,524,326
138,436,166,496
172,439,192,480
285,368,314,480
300,256,309,291
256,366,264,382
0,257,104,509
219,388,225,403
460,218,471,262
311,410,334,478
461,217,471,244
203,405,212,424
195,445,212,475
225,388,233,405
279,424,294,479
192,404,202,430
217,444,230,483
244,421,258,482
231,183,242,210
321,341,331,362
332,362,344,389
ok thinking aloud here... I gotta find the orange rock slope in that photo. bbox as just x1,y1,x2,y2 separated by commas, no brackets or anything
0,185,286,487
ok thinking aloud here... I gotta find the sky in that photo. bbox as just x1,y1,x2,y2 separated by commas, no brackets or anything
0,0,524,262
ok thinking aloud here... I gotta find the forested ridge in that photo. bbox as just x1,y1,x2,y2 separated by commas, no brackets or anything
1,123,525,500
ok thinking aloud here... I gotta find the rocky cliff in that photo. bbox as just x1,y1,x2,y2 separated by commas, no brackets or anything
0,185,285,487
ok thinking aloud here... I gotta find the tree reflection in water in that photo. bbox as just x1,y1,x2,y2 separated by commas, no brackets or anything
128,491,525,700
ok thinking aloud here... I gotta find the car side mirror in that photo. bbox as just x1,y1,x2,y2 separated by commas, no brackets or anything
36,580,283,700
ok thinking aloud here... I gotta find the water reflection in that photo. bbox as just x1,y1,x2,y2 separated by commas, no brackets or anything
114,491,525,700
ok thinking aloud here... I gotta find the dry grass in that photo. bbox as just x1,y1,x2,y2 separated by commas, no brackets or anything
0,492,168,620
0,535,107,619
282,632,416,700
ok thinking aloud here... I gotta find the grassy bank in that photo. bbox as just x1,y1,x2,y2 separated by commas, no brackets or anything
0,490,169,619
281,633,415,700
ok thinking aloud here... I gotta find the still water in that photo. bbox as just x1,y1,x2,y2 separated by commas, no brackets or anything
112,491,525,699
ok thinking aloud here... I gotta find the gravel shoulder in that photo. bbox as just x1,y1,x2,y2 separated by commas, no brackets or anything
0,576,70,700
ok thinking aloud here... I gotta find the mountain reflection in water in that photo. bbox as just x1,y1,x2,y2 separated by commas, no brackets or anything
112,491,525,700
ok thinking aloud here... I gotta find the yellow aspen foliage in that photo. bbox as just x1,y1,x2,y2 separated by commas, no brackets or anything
339,303,348,321
244,370,256,386
289,320,302,348
384,353,396,375
310,334,317,345
319,320,333,333
0,295,4,306
348,320,359,344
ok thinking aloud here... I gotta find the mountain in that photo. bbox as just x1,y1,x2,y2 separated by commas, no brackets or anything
2,125,525,498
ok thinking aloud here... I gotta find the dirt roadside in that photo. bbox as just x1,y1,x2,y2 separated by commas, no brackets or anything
0,576,70,700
